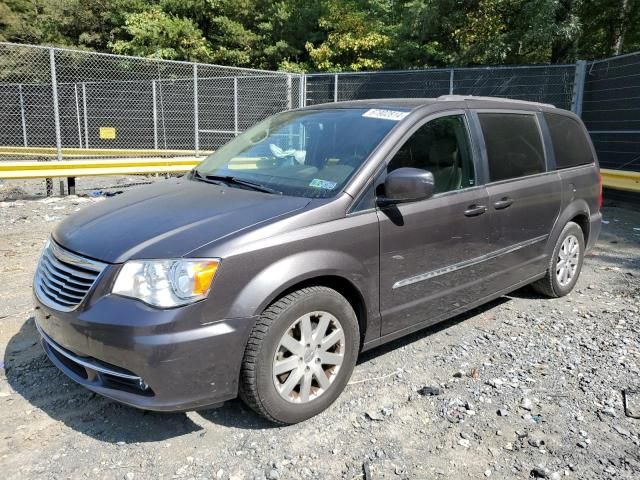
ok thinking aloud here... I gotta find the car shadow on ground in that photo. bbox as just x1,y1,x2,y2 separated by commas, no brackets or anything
5,294,517,442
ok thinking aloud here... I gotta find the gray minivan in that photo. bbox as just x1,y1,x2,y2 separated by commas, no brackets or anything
33,96,602,424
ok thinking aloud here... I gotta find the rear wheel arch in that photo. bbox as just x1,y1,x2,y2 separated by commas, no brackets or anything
570,212,590,246
546,200,590,257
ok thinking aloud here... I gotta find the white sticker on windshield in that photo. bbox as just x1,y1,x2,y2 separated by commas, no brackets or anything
362,109,410,121
309,179,337,190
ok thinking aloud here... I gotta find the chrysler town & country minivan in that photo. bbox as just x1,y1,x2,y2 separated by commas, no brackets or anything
33,96,602,424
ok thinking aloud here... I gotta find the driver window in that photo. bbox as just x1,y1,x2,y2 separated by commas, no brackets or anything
388,115,475,194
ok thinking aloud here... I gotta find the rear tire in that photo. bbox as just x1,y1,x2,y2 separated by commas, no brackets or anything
239,286,359,425
532,221,585,298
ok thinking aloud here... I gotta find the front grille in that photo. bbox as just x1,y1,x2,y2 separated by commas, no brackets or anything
34,240,106,311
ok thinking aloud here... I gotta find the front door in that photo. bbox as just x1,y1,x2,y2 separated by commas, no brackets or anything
377,112,493,336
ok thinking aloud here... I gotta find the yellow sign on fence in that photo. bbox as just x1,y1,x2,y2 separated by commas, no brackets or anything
99,127,116,139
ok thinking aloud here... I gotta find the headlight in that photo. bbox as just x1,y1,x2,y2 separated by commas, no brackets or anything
112,259,219,308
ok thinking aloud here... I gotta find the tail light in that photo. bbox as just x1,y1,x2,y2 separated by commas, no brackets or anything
598,172,603,209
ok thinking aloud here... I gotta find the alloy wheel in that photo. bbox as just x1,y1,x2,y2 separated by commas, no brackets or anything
272,311,345,403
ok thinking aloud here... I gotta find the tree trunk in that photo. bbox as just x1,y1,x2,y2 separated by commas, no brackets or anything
614,0,630,55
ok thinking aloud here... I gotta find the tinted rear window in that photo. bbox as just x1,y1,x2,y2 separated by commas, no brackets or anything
479,113,546,181
544,113,593,169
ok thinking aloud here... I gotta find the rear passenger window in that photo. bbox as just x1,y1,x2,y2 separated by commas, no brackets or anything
478,113,545,182
544,113,593,169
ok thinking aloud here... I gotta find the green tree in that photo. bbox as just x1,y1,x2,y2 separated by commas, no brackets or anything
109,7,212,61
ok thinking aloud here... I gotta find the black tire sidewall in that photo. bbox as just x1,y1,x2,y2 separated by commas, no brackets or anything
254,289,359,424
550,222,585,296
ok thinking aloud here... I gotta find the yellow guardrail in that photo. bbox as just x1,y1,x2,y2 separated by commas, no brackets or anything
0,146,213,158
601,168,640,193
0,158,202,179
1,156,637,194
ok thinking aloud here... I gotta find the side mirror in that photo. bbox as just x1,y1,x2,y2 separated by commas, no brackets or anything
377,167,435,206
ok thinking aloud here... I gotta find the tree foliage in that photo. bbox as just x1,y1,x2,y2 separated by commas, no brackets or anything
1,0,638,71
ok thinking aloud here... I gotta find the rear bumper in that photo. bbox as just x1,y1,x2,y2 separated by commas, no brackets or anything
587,211,602,252
34,293,256,411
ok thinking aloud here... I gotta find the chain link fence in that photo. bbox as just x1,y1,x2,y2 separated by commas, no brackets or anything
305,65,577,110
582,52,640,172
0,42,303,161
0,41,638,173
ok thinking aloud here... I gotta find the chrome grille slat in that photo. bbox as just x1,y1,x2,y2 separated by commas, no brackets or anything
34,240,107,312
40,259,94,292
38,282,78,306
39,264,88,294
42,251,97,281
39,275,85,301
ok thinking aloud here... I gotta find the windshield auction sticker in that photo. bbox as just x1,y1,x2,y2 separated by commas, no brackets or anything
309,179,337,190
362,109,410,121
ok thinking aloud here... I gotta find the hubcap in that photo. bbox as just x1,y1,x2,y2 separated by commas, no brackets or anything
272,311,345,404
556,234,580,287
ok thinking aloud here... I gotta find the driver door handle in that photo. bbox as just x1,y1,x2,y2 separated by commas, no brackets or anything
464,204,487,217
493,197,513,210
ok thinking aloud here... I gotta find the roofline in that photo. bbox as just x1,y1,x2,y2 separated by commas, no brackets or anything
437,95,556,108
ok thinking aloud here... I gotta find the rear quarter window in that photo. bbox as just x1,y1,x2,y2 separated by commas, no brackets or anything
544,113,594,169
478,113,546,182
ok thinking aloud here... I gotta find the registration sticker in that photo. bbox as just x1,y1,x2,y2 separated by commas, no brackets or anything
362,109,410,121
309,179,337,190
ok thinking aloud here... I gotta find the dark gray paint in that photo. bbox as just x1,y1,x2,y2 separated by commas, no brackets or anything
35,97,602,411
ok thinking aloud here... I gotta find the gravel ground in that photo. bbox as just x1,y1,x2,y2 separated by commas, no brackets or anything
0,178,639,480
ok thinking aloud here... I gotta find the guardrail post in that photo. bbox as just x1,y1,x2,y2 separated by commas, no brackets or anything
334,74,339,102
152,80,159,150
449,68,455,94
49,48,62,196
234,77,239,136
571,60,587,116
18,84,27,147
193,64,199,156
81,82,89,149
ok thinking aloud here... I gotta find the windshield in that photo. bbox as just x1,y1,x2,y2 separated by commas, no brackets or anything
194,108,407,198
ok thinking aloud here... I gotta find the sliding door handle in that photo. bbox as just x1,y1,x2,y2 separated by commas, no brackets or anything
493,197,513,210
464,205,487,217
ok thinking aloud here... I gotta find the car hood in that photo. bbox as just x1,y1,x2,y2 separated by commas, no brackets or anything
53,178,311,263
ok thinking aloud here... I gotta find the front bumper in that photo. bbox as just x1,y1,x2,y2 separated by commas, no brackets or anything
34,293,256,411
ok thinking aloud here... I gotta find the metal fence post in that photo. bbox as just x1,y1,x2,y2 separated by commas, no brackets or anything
49,48,62,161
287,74,293,110
81,82,89,149
334,74,339,102
49,48,63,196
299,74,305,108
152,80,159,149
449,69,455,94
193,64,199,156
571,60,587,116
74,84,82,147
233,77,239,136
18,84,27,147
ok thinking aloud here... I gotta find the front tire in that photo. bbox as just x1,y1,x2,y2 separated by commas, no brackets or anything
239,286,359,425
532,221,585,298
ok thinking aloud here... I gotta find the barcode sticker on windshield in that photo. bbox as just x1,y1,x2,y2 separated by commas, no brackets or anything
309,179,337,190
362,109,410,121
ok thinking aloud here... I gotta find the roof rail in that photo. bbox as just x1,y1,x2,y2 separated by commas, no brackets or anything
437,95,555,108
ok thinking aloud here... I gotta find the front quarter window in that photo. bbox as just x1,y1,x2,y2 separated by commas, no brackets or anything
195,108,405,198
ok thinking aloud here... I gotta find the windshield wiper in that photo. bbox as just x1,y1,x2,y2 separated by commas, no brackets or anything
201,173,282,195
